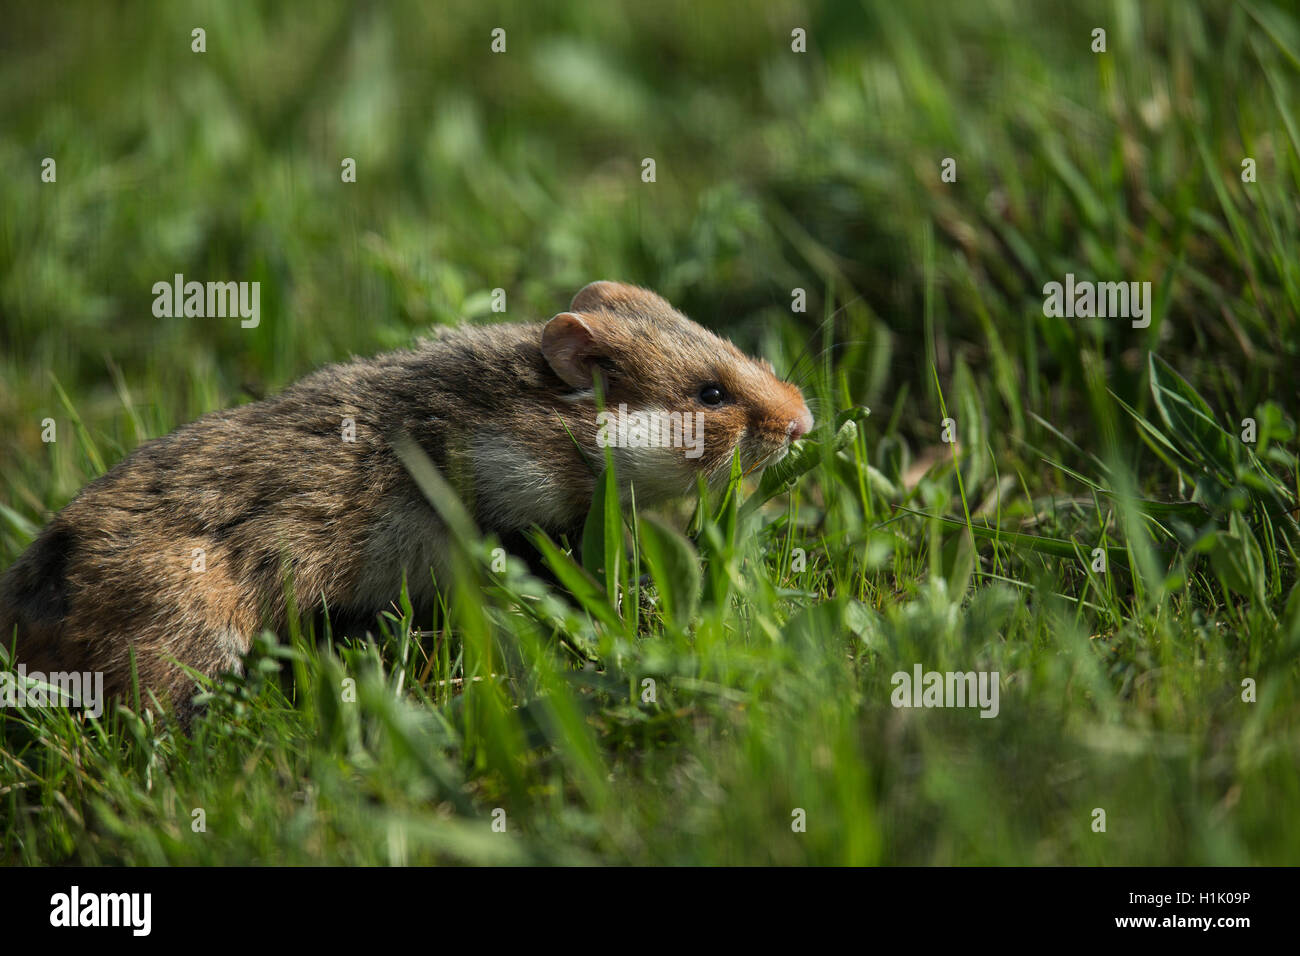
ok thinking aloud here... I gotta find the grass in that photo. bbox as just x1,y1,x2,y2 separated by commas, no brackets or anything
2,0,1299,865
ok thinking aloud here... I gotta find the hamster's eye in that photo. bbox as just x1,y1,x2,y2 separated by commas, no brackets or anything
698,384,725,407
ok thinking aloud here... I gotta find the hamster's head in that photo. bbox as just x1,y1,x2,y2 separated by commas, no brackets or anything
541,281,813,503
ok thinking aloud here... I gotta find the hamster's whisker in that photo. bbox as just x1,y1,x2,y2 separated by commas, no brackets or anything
781,293,867,383
742,445,786,479
786,339,874,391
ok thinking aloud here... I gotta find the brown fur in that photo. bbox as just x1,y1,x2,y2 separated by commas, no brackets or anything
1,282,812,716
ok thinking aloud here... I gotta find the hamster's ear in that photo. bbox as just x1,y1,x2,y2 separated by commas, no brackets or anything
571,280,670,317
542,311,602,388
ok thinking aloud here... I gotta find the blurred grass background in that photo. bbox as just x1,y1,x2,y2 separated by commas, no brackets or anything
1,0,1299,865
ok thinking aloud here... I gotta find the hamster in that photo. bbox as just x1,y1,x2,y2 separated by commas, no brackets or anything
0,281,813,717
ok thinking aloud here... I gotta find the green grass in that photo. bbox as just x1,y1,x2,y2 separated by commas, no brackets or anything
2,0,1299,864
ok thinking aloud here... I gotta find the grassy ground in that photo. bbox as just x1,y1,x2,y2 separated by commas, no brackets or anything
2,0,1298,865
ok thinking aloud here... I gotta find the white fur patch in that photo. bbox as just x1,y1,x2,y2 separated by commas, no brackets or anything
603,405,705,506
470,434,577,530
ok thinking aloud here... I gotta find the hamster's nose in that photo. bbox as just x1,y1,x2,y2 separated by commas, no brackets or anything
789,407,813,442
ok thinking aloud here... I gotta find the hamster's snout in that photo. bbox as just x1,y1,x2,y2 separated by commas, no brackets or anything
789,407,813,442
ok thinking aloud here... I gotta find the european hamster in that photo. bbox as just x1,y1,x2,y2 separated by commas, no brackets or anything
1,281,813,716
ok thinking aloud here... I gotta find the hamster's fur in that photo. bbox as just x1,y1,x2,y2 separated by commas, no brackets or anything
1,281,812,717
